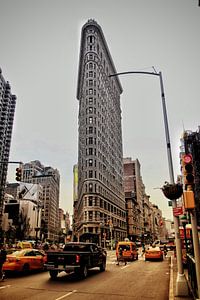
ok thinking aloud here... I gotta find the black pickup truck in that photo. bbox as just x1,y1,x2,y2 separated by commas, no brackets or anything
45,242,107,279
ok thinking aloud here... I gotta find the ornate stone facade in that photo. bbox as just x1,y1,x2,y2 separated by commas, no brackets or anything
75,20,126,245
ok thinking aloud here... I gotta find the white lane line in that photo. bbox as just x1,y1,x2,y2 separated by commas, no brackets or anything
121,265,130,269
55,290,77,300
0,285,11,290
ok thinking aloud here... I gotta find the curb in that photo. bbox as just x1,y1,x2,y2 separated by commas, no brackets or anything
169,255,174,300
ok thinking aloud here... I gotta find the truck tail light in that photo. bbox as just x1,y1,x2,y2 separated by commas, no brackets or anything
76,255,80,263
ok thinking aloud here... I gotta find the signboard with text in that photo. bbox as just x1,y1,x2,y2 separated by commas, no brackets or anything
173,206,183,216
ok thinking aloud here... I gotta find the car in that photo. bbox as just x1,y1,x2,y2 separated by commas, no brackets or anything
16,241,33,249
116,241,138,262
145,246,163,261
45,242,107,279
3,248,47,273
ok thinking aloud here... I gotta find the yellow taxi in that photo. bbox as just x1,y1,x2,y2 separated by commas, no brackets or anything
145,246,163,261
116,241,138,261
16,241,33,249
3,248,47,273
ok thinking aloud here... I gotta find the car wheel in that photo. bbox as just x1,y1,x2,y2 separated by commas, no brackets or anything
49,270,58,279
22,263,30,274
80,265,88,279
100,260,106,272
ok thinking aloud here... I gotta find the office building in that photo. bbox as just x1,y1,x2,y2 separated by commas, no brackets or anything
21,160,60,241
75,19,126,245
0,68,16,230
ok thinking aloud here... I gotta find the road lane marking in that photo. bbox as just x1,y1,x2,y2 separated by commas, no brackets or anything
0,285,11,290
121,265,130,269
55,290,77,300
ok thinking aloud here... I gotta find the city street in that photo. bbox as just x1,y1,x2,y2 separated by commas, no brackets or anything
0,251,170,300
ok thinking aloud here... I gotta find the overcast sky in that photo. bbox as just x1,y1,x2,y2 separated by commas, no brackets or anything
0,0,199,220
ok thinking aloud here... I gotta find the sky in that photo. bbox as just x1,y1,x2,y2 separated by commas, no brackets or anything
0,0,200,221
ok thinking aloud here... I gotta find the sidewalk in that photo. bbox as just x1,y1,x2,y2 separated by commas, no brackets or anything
169,256,194,300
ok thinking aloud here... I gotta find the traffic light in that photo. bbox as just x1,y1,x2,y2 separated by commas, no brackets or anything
15,167,22,181
181,154,194,189
183,190,195,210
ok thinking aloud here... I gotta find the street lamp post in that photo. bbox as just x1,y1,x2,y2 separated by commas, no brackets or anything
109,70,188,296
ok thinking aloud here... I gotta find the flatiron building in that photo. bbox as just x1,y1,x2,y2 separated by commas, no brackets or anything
75,19,126,245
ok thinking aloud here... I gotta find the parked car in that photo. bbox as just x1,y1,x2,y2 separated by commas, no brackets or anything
3,248,47,273
145,246,163,261
45,242,107,279
116,241,138,262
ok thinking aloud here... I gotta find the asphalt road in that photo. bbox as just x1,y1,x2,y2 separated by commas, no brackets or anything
0,251,170,300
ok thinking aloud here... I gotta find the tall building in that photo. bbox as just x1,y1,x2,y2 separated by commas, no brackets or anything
123,157,146,241
21,160,60,241
0,68,16,230
75,19,126,245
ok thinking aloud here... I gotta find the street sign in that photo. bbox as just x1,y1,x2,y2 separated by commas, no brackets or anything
173,206,183,216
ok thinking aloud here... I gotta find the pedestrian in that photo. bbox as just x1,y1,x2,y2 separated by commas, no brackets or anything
163,244,167,257
0,243,7,281
116,247,127,265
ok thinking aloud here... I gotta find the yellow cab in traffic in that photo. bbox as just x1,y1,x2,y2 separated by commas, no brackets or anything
145,245,164,261
116,240,138,261
16,241,33,249
3,248,47,273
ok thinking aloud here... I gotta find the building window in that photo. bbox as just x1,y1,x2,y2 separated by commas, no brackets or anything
89,170,93,178
89,117,93,124
89,212,93,221
89,196,93,205
89,126,93,134
89,183,93,192
89,159,93,166
89,148,93,155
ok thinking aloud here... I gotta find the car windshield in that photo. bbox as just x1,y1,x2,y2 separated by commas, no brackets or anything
118,244,130,251
148,247,160,251
63,244,91,251
10,250,27,256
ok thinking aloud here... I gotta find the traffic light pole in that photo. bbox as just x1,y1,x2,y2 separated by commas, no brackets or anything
109,70,188,296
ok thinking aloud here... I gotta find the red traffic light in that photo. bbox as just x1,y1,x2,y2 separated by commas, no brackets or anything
181,154,194,187
182,154,192,164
